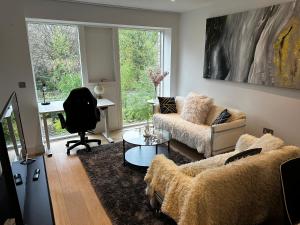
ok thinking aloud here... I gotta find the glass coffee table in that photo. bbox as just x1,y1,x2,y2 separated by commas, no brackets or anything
123,128,171,168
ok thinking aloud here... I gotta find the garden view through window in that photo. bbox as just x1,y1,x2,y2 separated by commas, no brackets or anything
27,23,83,138
27,22,165,138
119,29,162,125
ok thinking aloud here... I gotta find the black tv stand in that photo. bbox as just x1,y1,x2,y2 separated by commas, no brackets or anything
12,155,55,225
20,154,36,165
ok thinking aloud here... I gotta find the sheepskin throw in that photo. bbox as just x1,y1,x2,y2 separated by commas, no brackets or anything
153,113,212,157
145,146,300,225
248,133,284,152
180,92,213,125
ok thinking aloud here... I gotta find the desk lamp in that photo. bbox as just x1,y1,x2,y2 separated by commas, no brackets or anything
41,83,50,105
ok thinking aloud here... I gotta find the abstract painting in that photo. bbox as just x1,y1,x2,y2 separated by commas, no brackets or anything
204,0,300,90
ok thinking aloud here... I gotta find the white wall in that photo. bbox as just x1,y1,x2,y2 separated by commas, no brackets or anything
0,0,43,154
83,26,115,83
177,0,300,146
80,27,122,131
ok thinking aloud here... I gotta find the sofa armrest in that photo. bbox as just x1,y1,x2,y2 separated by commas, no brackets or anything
212,119,246,133
211,119,246,155
145,155,184,197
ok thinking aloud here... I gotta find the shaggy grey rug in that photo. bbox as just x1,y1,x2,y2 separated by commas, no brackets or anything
77,141,190,225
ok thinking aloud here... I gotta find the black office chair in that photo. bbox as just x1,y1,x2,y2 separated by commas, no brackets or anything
280,157,300,225
58,87,101,155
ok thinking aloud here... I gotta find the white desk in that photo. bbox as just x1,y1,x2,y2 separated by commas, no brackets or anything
38,99,115,152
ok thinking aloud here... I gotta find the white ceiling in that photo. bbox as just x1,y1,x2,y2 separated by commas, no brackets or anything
58,0,214,12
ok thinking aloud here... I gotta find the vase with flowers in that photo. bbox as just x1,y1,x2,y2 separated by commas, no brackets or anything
148,68,169,100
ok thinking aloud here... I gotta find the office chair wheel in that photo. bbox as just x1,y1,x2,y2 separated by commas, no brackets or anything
67,150,70,155
66,143,69,147
97,141,101,145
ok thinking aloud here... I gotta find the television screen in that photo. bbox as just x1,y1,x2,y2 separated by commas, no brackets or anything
1,103,26,162
0,93,27,225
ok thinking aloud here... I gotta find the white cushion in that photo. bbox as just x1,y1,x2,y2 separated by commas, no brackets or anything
227,108,246,123
175,96,185,114
235,134,258,152
180,92,213,125
247,133,284,152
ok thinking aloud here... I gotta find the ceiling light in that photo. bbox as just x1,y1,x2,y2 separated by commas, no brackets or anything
170,0,175,2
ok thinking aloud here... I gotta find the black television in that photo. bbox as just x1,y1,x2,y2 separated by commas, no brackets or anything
0,92,26,225
0,93,54,225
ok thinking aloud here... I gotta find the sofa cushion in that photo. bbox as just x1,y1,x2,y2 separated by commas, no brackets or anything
235,134,258,152
153,113,212,157
205,105,225,125
158,97,177,114
212,109,231,125
227,108,246,122
224,148,262,165
153,113,179,132
175,96,185,114
180,93,213,125
247,133,284,152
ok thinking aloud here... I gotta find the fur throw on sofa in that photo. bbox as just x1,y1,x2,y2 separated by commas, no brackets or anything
145,146,300,225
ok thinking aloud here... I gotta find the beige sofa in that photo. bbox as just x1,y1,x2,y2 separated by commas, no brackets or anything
145,134,300,225
153,96,246,157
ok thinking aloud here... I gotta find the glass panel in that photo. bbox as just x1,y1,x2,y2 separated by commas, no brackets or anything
119,29,161,125
27,23,83,138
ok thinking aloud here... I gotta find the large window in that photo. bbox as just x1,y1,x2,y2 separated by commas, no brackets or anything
27,23,83,137
27,22,170,138
119,29,162,125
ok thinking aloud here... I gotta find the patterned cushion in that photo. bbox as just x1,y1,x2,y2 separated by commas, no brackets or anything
212,109,231,125
224,148,262,165
158,97,177,114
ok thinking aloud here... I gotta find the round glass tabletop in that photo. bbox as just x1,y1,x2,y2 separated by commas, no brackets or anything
123,128,171,146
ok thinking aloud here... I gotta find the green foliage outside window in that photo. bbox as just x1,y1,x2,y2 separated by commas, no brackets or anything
27,23,82,102
119,29,161,124
27,23,82,137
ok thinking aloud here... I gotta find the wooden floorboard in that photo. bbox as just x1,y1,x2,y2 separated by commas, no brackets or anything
45,135,113,225
44,129,198,225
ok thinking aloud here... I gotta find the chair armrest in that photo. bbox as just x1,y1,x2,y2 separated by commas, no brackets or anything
211,119,246,156
212,119,246,133
57,113,66,129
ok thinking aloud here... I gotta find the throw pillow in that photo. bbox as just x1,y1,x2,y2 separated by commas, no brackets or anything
224,148,262,165
235,134,258,152
180,93,213,125
212,109,231,125
247,133,284,152
158,97,177,114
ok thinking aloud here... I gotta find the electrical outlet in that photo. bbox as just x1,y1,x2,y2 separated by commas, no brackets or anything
263,128,274,135
18,82,26,88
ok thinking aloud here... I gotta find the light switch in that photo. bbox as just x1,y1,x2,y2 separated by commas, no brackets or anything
18,82,26,88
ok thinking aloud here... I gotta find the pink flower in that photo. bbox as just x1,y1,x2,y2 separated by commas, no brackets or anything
148,69,169,87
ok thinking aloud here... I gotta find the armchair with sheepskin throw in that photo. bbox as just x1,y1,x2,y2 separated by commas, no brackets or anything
144,134,300,225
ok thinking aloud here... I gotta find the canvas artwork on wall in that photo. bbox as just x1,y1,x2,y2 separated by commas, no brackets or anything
204,0,300,90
